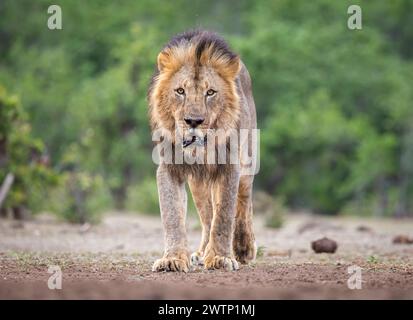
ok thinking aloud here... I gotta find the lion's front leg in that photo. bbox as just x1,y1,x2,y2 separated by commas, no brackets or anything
152,166,190,272
188,177,213,267
203,167,240,271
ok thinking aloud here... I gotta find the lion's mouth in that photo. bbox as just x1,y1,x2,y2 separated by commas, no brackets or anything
182,135,207,148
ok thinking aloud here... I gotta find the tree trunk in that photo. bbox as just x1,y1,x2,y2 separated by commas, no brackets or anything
0,173,14,210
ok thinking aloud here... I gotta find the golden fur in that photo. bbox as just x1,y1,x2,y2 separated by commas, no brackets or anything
148,30,257,272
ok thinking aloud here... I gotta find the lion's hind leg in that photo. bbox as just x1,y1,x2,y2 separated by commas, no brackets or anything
233,176,256,264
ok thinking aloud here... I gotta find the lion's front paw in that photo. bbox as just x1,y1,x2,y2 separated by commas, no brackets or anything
152,254,190,273
190,251,204,266
203,254,239,271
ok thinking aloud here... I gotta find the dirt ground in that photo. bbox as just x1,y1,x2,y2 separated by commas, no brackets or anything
1,212,413,299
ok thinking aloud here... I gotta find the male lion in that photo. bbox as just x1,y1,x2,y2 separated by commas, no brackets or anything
148,30,257,272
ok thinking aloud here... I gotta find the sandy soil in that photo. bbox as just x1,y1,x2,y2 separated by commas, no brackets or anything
1,212,413,299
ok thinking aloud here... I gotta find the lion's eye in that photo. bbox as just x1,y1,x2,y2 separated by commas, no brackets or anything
206,89,216,96
176,88,185,95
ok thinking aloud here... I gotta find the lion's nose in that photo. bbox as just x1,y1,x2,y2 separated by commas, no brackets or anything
184,117,204,128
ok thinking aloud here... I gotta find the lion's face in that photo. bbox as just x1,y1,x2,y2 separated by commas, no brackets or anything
149,32,241,149
163,64,235,148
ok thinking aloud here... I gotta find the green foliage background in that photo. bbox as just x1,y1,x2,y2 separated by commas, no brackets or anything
0,0,412,220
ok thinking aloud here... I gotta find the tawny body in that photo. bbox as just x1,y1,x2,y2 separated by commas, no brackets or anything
148,30,257,272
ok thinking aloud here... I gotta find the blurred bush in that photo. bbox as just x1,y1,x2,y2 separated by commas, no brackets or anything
49,171,111,223
254,191,285,228
0,86,58,219
125,178,159,215
1,0,413,220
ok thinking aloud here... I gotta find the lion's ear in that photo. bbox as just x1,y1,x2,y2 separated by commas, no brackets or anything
221,55,241,80
157,51,170,72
